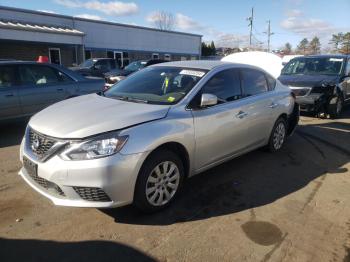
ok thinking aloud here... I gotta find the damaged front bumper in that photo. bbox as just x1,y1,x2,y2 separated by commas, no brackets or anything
295,93,325,112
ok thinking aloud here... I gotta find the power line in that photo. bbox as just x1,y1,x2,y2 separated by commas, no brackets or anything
264,20,274,52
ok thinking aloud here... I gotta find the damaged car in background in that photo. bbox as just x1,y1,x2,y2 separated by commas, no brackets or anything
279,55,350,118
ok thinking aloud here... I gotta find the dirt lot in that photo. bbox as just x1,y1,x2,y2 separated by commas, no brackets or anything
0,110,350,262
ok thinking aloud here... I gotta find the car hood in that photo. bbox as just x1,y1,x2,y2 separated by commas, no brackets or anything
69,67,91,74
278,74,339,87
29,94,170,139
105,69,133,78
69,66,83,71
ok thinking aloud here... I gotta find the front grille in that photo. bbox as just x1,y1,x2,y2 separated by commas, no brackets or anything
29,129,57,159
291,88,311,97
73,187,111,202
27,170,65,196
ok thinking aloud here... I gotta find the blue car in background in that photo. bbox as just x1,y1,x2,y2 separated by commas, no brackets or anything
0,61,105,121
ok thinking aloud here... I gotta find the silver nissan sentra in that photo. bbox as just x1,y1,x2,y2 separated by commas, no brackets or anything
19,60,299,212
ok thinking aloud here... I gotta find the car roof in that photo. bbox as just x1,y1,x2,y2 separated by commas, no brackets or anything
151,60,234,70
302,54,349,59
87,58,114,60
0,60,39,65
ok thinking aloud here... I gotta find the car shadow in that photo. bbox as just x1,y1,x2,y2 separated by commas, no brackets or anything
102,115,350,226
0,237,156,262
0,119,28,148
300,104,350,120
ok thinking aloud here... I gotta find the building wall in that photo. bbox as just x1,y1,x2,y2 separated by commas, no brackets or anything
88,49,198,64
75,19,201,56
0,41,79,66
0,6,201,57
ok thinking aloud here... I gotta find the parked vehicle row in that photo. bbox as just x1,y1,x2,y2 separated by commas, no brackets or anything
70,58,119,78
5,54,348,213
0,61,105,121
104,59,166,89
19,60,299,212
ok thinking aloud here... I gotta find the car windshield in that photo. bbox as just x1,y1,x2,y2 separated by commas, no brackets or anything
104,66,207,105
79,59,95,68
282,57,344,76
125,61,147,72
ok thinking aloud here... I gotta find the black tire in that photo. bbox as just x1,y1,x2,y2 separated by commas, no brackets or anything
328,94,343,119
267,117,288,153
134,149,184,213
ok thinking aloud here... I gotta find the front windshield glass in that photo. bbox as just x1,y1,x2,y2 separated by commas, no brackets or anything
79,59,95,68
125,61,147,72
282,57,344,75
104,67,207,105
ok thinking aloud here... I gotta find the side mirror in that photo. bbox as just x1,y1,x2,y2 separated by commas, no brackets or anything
200,93,218,107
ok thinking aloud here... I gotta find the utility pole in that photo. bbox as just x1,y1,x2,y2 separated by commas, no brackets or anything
264,20,274,52
247,7,254,48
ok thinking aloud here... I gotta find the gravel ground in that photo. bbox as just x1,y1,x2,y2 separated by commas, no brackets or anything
0,108,349,262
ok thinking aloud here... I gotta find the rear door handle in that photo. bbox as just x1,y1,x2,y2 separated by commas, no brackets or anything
5,93,14,97
56,88,64,92
236,111,248,119
269,103,278,108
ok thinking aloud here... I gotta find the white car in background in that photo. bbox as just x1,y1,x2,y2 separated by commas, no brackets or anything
222,51,283,78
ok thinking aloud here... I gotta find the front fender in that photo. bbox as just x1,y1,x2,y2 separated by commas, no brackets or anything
118,112,195,167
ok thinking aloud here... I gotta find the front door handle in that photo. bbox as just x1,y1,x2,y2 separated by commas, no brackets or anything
269,103,278,108
56,88,64,92
5,93,14,97
236,111,248,119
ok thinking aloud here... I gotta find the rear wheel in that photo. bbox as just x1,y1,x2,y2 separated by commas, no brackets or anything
328,94,343,119
134,150,184,213
267,118,287,152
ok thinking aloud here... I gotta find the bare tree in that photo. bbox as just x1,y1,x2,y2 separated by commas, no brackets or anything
149,11,175,31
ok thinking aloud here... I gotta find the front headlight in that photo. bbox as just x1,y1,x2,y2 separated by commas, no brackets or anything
60,133,128,161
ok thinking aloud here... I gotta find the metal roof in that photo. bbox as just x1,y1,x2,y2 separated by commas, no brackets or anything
0,19,84,36
152,60,232,70
0,5,202,38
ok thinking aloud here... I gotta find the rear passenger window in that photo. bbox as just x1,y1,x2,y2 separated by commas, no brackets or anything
19,65,60,86
241,69,268,96
0,66,15,88
201,69,242,103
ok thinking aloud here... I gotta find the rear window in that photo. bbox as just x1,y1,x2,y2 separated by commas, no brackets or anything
241,69,268,96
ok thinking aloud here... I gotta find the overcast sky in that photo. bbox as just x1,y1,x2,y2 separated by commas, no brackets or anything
1,0,349,50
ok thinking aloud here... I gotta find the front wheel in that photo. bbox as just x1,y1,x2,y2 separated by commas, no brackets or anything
134,150,184,213
328,94,343,119
267,118,287,152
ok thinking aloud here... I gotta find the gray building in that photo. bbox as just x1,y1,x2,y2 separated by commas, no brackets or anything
0,6,202,67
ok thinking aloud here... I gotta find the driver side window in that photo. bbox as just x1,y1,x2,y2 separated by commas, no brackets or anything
201,69,242,103
95,60,110,71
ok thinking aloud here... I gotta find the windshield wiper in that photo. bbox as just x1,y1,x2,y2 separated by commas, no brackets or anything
109,95,148,104
127,97,148,104
111,95,129,101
